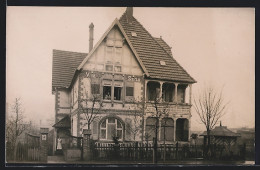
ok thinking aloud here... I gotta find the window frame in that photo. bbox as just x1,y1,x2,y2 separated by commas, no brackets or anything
99,117,124,141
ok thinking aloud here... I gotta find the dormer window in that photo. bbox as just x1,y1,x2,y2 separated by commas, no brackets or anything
160,60,166,66
131,32,137,37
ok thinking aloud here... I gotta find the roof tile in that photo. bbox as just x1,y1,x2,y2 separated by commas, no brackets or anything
119,12,196,83
52,49,87,90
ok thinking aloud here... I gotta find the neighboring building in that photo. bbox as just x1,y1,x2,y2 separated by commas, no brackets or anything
200,123,241,146
52,8,196,152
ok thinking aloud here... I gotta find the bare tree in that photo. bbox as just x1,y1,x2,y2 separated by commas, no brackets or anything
6,98,28,161
79,82,104,130
125,97,144,142
146,90,170,164
193,86,229,155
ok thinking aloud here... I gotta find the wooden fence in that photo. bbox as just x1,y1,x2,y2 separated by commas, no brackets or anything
16,142,40,161
6,133,40,162
91,142,246,162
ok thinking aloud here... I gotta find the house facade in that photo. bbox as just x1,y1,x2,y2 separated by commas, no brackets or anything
52,8,196,152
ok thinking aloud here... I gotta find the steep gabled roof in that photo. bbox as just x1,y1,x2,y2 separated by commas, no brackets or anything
119,12,196,83
52,49,87,90
52,9,196,90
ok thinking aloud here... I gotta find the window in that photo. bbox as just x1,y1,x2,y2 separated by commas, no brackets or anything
106,65,113,72
91,84,100,95
145,117,157,141
176,118,189,141
100,117,123,140
160,118,174,141
103,86,111,100
126,87,134,96
114,87,122,100
114,66,122,72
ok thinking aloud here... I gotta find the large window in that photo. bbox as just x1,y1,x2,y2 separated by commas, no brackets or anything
145,117,157,141
176,118,189,141
100,117,123,140
160,118,174,141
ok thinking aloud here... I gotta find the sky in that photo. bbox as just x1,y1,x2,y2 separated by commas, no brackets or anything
6,7,255,131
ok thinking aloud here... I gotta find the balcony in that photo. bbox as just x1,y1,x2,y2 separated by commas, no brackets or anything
145,102,191,116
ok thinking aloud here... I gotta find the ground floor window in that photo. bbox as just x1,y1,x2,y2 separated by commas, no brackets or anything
100,117,123,140
145,117,157,141
160,118,174,141
176,118,189,141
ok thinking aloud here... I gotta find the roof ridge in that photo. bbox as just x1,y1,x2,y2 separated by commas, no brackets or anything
132,17,196,83
53,49,88,55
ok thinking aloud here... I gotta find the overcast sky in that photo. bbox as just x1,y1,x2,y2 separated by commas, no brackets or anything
6,7,255,131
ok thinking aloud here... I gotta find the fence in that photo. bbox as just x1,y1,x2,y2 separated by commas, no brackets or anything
6,133,40,162
91,142,246,162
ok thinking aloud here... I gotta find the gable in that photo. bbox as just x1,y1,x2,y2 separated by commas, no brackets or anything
82,25,143,76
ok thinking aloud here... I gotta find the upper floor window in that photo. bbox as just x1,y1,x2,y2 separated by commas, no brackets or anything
103,86,111,100
105,65,113,72
91,84,100,95
114,87,122,100
126,87,134,97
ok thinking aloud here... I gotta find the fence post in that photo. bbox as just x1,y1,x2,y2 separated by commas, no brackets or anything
175,142,178,160
40,128,49,162
83,129,92,161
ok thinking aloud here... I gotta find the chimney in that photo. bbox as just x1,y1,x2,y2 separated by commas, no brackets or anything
126,7,133,23
89,22,94,52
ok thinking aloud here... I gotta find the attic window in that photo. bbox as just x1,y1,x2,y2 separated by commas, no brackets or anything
160,60,166,66
131,32,137,37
